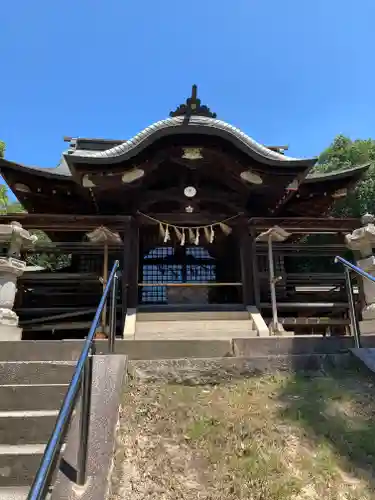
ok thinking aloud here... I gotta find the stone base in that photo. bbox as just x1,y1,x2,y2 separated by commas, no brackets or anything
359,319,375,335
362,303,375,321
269,321,286,336
0,324,22,341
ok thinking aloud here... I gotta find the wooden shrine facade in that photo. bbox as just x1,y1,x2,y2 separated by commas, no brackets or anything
0,86,369,335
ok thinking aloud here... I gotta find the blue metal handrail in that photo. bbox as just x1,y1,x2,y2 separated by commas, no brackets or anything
27,259,120,500
334,255,375,348
335,255,375,284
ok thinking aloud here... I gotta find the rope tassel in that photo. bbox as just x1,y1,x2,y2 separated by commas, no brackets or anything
210,225,215,243
194,228,200,245
163,225,170,243
219,222,232,235
174,226,182,241
180,230,186,246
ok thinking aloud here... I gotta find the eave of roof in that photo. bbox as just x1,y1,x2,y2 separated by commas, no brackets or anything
64,116,317,168
304,164,370,183
0,157,72,179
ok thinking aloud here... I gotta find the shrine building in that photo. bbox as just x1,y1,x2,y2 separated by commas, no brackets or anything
0,85,369,338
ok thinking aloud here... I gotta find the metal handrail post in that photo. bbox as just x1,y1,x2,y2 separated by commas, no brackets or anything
108,272,118,353
77,351,93,485
268,235,279,333
343,267,361,348
27,260,119,500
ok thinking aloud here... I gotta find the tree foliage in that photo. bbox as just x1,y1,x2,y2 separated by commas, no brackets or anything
0,141,5,159
0,186,71,270
314,134,375,217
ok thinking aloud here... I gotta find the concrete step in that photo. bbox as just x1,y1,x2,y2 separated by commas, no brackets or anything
0,341,84,362
0,444,44,488
115,339,234,359
137,310,249,322
232,336,366,356
0,385,68,411
134,329,256,340
0,362,75,385
0,486,29,499
0,450,43,487
0,340,235,361
0,412,58,446
135,320,254,338
2,336,375,364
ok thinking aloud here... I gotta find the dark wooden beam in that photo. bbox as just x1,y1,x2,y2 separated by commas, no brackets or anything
137,188,245,214
0,214,131,231
248,217,361,233
23,243,123,254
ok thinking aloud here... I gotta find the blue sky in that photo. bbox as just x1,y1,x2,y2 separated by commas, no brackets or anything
1,0,375,170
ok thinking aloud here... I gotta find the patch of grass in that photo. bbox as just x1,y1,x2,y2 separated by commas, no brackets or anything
110,367,375,500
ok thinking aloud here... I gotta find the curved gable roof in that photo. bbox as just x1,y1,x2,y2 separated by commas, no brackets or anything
65,116,317,168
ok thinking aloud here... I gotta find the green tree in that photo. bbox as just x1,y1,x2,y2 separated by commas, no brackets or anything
0,143,70,269
314,134,375,217
25,230,71,271
0,186,9,213
0,185,71,270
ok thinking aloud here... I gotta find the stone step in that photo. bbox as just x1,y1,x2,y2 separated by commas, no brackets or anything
0,486,29,499
134,329,256,340
0,412,58,446
137,310,249,322
0,362,75,385
0,385,68,412
122,339,234,359
0,444,66,488
2,336,375,364
0,341,84,362
232,336,368,356
0,340,235,361
135,320,254,337
0,449,43,487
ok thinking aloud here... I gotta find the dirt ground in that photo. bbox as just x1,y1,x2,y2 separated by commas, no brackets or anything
109,366,375,500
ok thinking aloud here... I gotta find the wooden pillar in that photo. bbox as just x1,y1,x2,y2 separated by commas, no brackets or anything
250,228,261,309
239,224,254,306
128,218,140,309
121,217,140,322
121,220,131,325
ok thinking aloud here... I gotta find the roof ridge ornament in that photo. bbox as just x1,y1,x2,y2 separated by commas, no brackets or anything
169,85,217,118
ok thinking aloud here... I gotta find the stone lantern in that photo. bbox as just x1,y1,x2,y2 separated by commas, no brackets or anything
0,221,37,340
345,214,375,333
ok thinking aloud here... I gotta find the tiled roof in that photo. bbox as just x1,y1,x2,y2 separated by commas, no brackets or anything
0,157,72,177
305,164,370,182
66,116,316,166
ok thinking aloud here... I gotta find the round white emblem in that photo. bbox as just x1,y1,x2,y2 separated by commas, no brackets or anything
184,186,197,198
